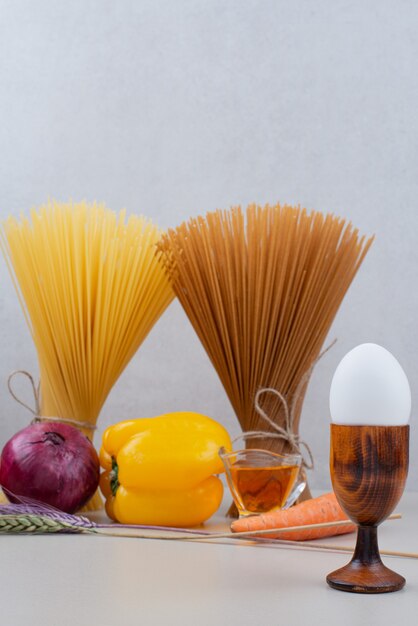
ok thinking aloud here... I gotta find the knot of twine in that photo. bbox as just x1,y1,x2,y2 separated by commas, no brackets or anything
232,339,337,470
7,370,97,432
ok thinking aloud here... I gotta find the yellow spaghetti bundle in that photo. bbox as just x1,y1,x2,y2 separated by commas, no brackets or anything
1,201,174,502
159,204,373,503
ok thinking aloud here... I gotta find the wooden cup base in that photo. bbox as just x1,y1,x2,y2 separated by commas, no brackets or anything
327,560,405,594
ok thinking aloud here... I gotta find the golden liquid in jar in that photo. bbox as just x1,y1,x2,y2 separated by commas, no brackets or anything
229,463,299,515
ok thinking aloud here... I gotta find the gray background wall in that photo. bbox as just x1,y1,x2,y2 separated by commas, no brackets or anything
0,0,417,491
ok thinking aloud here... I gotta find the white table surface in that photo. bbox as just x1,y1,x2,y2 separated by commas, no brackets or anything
1,492,417,626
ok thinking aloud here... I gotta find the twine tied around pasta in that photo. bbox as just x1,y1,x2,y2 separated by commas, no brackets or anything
7,370,97,432
232,340,337,470
243,387,315,470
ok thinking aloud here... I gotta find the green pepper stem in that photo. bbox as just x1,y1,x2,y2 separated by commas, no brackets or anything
109,457,119,496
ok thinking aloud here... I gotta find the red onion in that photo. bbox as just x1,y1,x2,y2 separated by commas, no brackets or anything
0,422,100,513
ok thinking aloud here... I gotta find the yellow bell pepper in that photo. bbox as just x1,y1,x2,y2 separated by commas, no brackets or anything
99,412,231,527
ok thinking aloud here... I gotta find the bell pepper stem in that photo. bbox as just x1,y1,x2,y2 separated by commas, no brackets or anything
109,457,120,496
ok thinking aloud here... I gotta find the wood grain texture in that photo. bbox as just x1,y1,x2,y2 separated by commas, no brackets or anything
326,525,406,593
330,425,409,526
327,425,409,593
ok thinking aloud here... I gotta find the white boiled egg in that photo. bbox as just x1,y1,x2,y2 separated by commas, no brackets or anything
330,343,411,426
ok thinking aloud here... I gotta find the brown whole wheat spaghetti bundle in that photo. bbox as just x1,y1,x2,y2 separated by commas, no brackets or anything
159,204,373,504
1,200,174,509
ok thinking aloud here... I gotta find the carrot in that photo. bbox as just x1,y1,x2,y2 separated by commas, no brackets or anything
230,492,356,541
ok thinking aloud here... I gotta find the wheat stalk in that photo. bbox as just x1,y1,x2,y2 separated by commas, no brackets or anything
1,510,416,560
0,514,97,534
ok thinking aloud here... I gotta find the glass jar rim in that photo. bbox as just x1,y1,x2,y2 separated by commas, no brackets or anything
218,446,302,466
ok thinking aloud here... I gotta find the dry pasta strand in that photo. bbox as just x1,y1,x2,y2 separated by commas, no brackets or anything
158,203,373,500
1,201,174,508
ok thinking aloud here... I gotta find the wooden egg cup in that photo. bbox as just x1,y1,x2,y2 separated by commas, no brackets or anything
327,424,409,594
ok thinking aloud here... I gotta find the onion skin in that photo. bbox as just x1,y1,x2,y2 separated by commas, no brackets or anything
0,422,100,513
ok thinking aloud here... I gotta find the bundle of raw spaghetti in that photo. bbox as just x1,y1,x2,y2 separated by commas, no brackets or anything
1,201,174,508
159,204,373,505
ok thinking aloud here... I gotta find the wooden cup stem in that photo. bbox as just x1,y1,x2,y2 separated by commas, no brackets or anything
353,526,381,565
